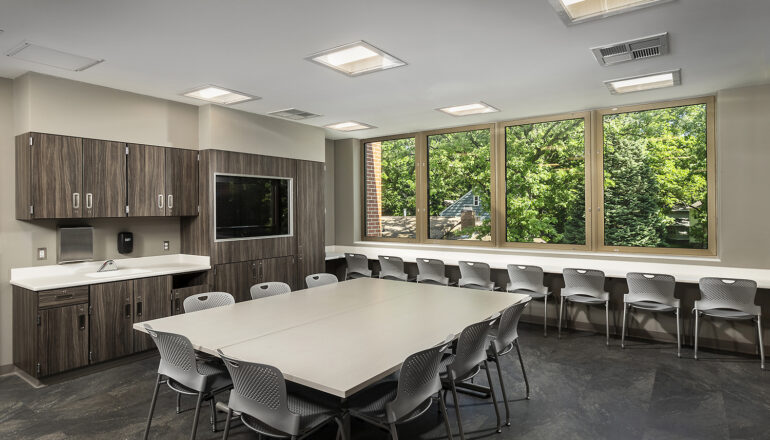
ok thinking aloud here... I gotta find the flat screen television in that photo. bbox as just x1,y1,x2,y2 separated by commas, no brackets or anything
215,174,292,241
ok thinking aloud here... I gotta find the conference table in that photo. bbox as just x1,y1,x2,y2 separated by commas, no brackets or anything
133,278,529,435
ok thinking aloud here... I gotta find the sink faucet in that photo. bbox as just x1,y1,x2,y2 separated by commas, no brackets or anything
97,259,118,272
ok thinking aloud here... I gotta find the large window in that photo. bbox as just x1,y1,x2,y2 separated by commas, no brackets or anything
427,127,492,242
601,102,710,251
363,137,417,239
504,115,587,246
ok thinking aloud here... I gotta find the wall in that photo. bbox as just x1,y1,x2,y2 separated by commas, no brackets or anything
199,104,325,162
333,139,361,246
324,139,336,245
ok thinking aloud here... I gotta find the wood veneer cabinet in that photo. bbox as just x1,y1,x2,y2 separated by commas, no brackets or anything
127,144,199,217
296,160,325,286
83,139,126,218
213,256,298,302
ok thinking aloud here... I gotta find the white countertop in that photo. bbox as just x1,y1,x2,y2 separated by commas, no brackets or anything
326,245,770,289
10,254,211,291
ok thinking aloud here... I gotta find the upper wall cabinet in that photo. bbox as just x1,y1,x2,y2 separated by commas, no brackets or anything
165,148,199,216
83,139,127,218
127,144,198,217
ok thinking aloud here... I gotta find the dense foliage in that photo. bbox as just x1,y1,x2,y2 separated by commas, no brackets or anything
379,138,416,217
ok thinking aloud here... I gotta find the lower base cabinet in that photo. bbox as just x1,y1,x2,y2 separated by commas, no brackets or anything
214,255,298,301
89,280,134,363
38,303,89,377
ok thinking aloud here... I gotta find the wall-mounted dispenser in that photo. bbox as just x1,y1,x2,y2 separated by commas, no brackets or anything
118,232,134,254
58,227,94,263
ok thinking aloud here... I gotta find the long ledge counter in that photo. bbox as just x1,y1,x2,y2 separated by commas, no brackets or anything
10,254,211,291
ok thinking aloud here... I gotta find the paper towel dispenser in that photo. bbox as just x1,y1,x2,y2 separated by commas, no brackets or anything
58,227,94,263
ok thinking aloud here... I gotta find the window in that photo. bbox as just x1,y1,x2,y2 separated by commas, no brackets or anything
427,126,493,242
600,100,711,251
363,137,417,239
504,115,588,246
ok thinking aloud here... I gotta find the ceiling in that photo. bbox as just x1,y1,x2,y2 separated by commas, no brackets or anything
0,0,768,140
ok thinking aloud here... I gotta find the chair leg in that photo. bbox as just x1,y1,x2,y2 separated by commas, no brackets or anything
438,392,454,440
483,360,502,433
143,374,162,440
449,376,466,440
209,395,218,432
757,318,765,370
492,352,510,426
558,296,565,339
222,408,232,440
176,392,182,414
543,295,548,337
515,341,530,400
605,301,610,346
190,391,204,440
676,308,682,358
388,422,399,440
621,304,628,349
694,311,700,360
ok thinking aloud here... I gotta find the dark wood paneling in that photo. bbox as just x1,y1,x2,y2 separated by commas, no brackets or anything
127,144,165,217
133,276,172,352
214,261,256,303
15,134,33,220
83,139,127,218
296,160,325,286
32,133,83,219
180,151,211,256
259,256,298,291
166,148,199,217
12,286,37,376
38,286,89,309
39,304,89,376
89,281,133,363
172,285,211,315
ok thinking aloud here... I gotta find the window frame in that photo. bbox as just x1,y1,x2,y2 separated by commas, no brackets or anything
494,111,593,251
593,96,716,255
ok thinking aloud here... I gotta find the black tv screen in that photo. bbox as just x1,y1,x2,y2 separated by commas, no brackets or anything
215,174,292,240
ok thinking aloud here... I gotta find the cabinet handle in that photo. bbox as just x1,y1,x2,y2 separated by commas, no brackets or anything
86,193,93,209
73,192,80,209
167,194,173,210
158,194,164,209
78,314,86,330
55,294,74,300
136,300,143,318
124,303,132,319
174,297,180,313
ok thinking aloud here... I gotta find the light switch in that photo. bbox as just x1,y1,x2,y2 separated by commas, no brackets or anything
163,241,170,251
37,247,47,260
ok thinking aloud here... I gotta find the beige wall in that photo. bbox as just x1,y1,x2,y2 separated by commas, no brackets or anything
333,139,361,246
324,139,336,245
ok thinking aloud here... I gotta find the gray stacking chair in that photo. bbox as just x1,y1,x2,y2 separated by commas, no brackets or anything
416,258,450,286
348,336,455,440
305,273,339,288
558,268,610,345
183,292,235,313
487,299,531,426
250,281,291,300
458,261,495,291
345,253,372,280
217,350,345,440
695,277,764,369
441,315,502,440
622,273,681,357
143,325,232,440
378,255,409,281
507,264,551,336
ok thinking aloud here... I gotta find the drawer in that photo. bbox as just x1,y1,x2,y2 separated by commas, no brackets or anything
38,286,89,309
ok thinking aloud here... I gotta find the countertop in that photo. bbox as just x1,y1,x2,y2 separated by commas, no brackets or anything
10,254,211,291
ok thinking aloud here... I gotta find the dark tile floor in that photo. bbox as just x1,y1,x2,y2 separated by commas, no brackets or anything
1,325,768,440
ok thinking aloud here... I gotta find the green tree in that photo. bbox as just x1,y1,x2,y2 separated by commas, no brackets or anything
379,138,416,216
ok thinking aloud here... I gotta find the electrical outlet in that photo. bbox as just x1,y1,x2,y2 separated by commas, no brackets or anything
163,241,170,251
37,248,47,260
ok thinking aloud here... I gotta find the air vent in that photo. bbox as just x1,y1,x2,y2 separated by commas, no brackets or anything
268,108,321,120
591,32,669,66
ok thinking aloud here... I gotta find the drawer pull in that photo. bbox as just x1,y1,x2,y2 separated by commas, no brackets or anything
56,294,74,300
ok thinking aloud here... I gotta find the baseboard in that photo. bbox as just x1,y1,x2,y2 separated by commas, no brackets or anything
0,364,15,376
0,365,45,388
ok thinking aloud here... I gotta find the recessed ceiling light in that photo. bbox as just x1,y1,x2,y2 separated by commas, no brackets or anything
307,41,406,77
6,41,104,71
604,69,681,94
268,108,321,121
549,0,675,25
324,121,376,132
437,102,499,117
182,85,259,105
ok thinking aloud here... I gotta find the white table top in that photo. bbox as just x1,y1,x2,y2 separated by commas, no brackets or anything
134,278,529,398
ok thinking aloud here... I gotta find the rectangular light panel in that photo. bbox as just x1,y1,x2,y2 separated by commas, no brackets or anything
324,121,376,132
550,0,675,25
604,69,681,94
308,41,405,77
182,85,259,105
6,41,104,71
437,102,499,116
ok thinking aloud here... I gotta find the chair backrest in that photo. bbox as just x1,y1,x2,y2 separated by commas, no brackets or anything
250,282,291,300
506,264,546,294
305,273,339,288
416,258,449,285
626,272,677,305
562,268,606,298
218,350,301,436
183,292,235,313
378,255,408,281
385,336,452,423
698,277,758,315
491,299,530,354
345,253,372,278
145,324,207,391
458,261,493,290
447,315,497,380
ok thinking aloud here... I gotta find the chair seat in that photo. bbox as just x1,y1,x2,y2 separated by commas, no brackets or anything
487,330,515,356
348,271,371,279
627,300,676,312
509,288,550,299
347,380,435,424
166,359,231,394
459,282,495,291
241,391,338,436
698,308,756,320
565,294,607,305
439,354,481,383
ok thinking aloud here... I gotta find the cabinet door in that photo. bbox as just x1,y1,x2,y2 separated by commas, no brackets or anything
90,281,134,363
127,144,166,217
133,276,172,352
165,148,199,217
38,304,89,376
31,133,83,219
296,160,325,284
83,139,126,218
172,285,211,315
214,261,256,303
259,256,298,291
